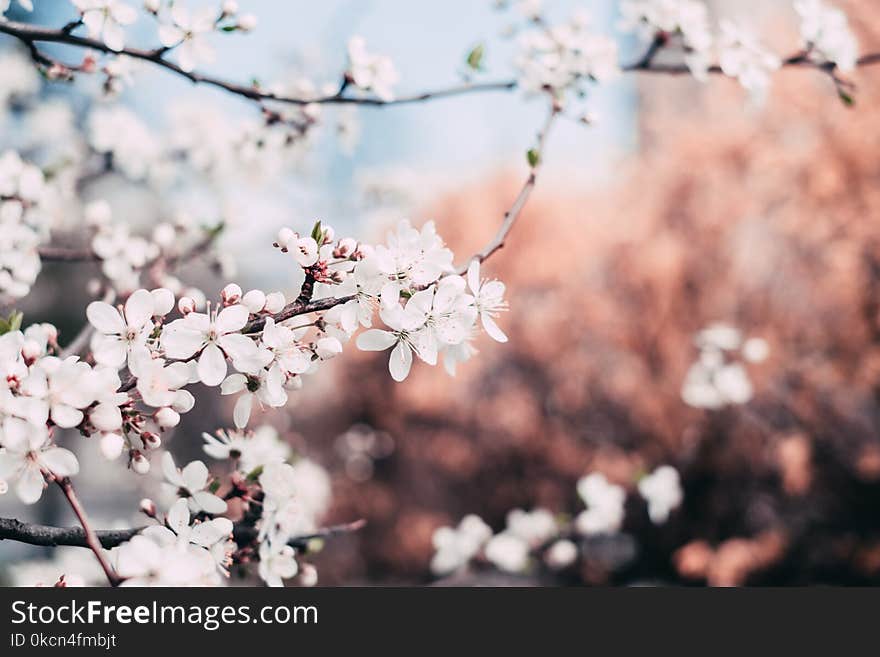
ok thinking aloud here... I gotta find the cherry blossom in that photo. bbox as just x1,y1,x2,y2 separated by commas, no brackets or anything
638,465,683,524
467,259,508,343
575,473,626,536
73,0,138,52
795,0,858,72
157,4,219,72
87,289,155,368
347,36,400,101
0,418,79,504
160,452,227,515
718,20,781,100
430,514,492,576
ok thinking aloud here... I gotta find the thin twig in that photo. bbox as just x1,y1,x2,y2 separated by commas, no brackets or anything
53,476,123,586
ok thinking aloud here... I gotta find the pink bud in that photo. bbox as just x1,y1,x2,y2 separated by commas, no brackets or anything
178,296,196,315
131,452,150,475
155,407,180,428
141,432,161,450
264,292,286,314
100,433,125,460
242,289,267,314
139,497,157,517
237,13,257,31
275,227,295,250
221,283,242,305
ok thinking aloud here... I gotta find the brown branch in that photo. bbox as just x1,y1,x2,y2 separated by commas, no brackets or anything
454,101,559,273
37,246,99,262
0,20,516,108
53,476,123,586
0,515,365,552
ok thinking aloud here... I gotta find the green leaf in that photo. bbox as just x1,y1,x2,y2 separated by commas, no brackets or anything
208,479,221,494
310,220,323,243
838,90,855,107
0,311,22,336
220,25,237,32
526,148,540,168
466,44,485,71
246,465,264,482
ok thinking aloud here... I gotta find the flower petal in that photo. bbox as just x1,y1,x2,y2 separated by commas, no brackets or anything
197,343,227,387
86,301,125,334
356,329,396,351
124,289,154,328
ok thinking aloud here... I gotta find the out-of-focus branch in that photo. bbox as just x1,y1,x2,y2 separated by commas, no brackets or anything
37,246,99,262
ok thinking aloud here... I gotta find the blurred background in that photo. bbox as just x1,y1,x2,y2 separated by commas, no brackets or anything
2,0,880,586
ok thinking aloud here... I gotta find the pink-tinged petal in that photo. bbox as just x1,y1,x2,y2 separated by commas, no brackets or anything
16,465,45,504
389,341,413,382
161,322,205,359
103,19,126,52
81,10,105,39
124,289,154,329
87,301,125,334
181,459,209,491
481,314,508,343
215,304,249,334
233,392,252,429
166,498,190,534
158,24,184,48
467,259,481,294
192,490,227,515
51,404,84,429
92,335,127,368
162,451,183,486
197,343,227,387
39,447,79,477
356,329,396,351
220,373,247,395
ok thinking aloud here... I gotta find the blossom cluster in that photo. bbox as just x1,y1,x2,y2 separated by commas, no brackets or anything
681,323,769,410
498,0,860,103
430,466,683,577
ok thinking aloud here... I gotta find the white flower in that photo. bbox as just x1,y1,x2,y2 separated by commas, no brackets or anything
485,533,530,573
795,0,858,72
575,473,626,536
202,424,290,473
505,508,557,545
111,533,219,586
162,304,262,387
220,367,286,429
158,4,218,72
681,325,757,410
545,539,578,569
87,288,155,369
20,356,98,429
131,355,191,408
467,259,508,343
618,0,713,79
430,514,492,576
0,418,79,504
74,0,138,52
258,540,298,587
161,451,227,515
638,465,683,524
742,337,769,363
258,461,331,546
356,303,433,382
142,499,234,574
718,21,781,100
347,36,400,101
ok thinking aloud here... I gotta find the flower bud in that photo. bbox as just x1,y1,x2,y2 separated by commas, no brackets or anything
221,0,239,15
155,407,180,428
221,283,242,305
141,431,161,450
131,452,150,474
184,287,207,310
151,287,175,317
264,291,286,314
139,497,157,517
333,237,357,259
21,339,42,361
294,237,319,267
100,432,125,460
40,323,58,343
275,227,295,250
242,289,267,314
321,225,335,244
298,563,318,587
237,13,257,31
92,403,123,433
178,296,196,315
144,0,160,12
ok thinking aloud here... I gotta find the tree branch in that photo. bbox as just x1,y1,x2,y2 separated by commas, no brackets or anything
53,476,123,586
0,515,365,552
